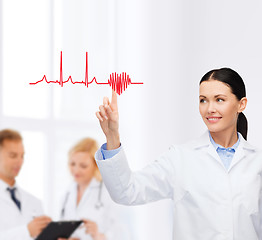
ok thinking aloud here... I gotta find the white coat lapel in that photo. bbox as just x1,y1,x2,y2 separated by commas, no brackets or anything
228,145,245,172
228,134,256,172
205,144,224,167
77,178,99,211
193,131,224,167
0,181,21,211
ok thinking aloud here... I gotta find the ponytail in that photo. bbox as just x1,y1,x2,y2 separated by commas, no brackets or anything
237,112,248,140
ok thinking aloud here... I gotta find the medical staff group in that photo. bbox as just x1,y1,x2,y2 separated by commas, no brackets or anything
0,131,125,240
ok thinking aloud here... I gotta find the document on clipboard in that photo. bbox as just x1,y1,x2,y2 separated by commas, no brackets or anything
35,220,83,240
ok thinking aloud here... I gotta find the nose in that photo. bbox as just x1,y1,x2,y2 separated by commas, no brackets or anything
15,156,23,165
71,165,80,175
207,102,216,114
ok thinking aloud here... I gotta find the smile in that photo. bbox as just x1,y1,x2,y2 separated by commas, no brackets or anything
206,117,222,123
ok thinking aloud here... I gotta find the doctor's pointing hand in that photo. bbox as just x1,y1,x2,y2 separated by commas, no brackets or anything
96,90,120,151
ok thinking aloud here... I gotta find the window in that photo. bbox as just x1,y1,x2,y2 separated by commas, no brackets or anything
1,0,108,215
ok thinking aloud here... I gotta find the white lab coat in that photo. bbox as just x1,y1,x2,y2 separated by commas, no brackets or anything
95,131,262,240
60,178,125,240
0,179,43,240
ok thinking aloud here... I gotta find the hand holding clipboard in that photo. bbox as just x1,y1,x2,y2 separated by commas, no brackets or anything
35,221,83,240
28,216,52,238
57,219,105,240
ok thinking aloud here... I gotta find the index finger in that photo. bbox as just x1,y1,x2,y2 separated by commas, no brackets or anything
82,219,89,224
41,216,52,221
36,216,52,222
111,89,117,107
33,216,47,220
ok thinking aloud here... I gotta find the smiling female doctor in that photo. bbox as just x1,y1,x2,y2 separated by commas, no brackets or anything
58,138,124,240
95,68,262,240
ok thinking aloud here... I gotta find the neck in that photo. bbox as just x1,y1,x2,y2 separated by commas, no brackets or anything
0,174,15,187
76,180,92,206
209,128,238,148
77,179,93,194
77,184,88,194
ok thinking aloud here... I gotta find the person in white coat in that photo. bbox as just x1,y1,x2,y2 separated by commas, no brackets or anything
0,129,51,240
58,138,126,240
95,67,262,240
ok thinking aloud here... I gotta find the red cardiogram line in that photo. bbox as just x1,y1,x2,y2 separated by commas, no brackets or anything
29,51,143,95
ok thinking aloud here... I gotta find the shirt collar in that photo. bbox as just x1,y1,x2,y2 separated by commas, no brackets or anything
208,131,240,151
0,179,18,192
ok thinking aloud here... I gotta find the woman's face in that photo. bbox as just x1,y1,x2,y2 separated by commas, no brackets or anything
199,80,247,134
69,151,96,186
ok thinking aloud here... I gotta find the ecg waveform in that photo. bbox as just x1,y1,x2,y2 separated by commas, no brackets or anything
29,51,143,95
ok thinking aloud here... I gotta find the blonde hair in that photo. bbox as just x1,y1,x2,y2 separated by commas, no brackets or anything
68,138,102,182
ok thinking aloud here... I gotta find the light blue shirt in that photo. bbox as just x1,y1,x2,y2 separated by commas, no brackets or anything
101,143,121,159
208,131,240,170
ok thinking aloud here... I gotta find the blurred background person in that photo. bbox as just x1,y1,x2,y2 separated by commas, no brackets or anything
59,137,128,240
0,129,51,240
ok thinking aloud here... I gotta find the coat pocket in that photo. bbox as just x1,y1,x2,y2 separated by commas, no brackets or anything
240,174,261,215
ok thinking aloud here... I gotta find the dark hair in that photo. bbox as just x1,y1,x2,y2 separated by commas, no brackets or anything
199,67,248,140
0,129,23,147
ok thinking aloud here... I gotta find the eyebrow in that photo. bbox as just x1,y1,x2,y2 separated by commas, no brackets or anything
199,94,227,98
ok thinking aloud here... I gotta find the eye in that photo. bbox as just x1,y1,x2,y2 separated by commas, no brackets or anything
80,164,89,169
200,99,206,103
9,153,17,158
217,98,224,102
69,162,75,167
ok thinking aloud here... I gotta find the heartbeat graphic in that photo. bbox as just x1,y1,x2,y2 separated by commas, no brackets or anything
29,51,143,95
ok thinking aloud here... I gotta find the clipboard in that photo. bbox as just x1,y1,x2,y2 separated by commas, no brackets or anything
35,220,83,240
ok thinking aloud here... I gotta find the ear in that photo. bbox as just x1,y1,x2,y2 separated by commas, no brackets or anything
238,97,247,113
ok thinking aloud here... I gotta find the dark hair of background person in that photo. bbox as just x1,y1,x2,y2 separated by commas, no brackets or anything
0,129,23,147
199,67,248,140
